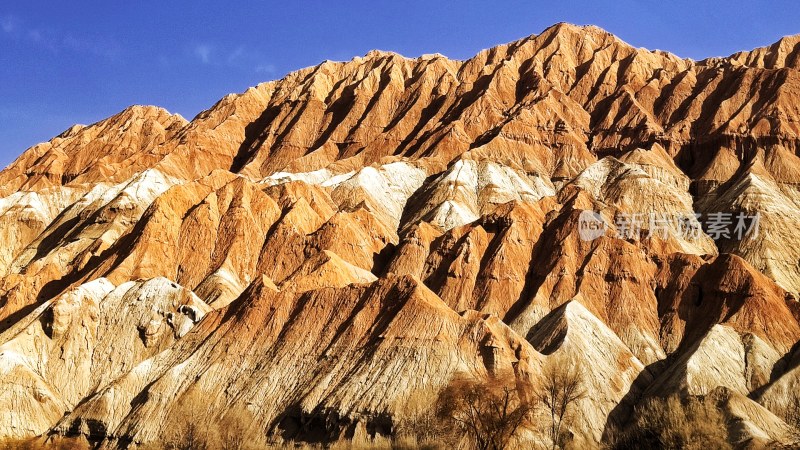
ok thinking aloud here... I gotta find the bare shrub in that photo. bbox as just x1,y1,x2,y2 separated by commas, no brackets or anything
328,441,393,450
163,414,219,450
0,437,90,450
786,391,800,430
393,390,448,449
217,405,268,450
158,391,266,450
435,373,534,450
0,438,34,450
538,357,586,450
610,394,732,450
780,390,800,446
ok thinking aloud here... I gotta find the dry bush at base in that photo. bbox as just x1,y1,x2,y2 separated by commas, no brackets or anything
392,418,446,450
538,358,586,450
434,373,534,450
389,436,443,450
780,391,800,447
216,408,267,450
393,390,448,450
138,391,268,450
786,393,800,430
327,442,397,450
0,437,90,450
609,395,732,450
163,417,217,450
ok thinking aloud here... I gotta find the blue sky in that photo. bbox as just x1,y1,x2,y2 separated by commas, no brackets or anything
1,1,799,168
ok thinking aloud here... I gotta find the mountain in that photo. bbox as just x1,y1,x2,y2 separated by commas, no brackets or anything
2,23,800,448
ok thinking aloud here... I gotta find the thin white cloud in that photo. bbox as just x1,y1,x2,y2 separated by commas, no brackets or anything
1,15,18,33
63,34,121,59
255,63,276,75
227,46,246,64
26,29,48,45
194,44,213,64
0,15,120,60
26,28,58,52
193,43,277,76
158,55,171,68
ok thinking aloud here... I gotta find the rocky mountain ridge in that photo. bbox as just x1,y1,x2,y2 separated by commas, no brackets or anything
2,23,800,448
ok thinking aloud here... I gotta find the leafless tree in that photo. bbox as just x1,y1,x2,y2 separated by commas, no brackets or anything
436,373,534,450
538,358,586,450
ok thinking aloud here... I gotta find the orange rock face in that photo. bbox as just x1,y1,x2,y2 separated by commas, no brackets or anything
1,23,800,448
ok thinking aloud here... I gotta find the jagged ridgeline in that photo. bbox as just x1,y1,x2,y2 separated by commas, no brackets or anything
1,23,800,449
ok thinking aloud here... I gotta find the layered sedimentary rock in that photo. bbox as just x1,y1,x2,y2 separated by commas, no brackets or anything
1,23,800,448
0,278,208,438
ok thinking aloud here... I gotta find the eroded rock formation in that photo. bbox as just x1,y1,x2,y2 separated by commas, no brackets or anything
2,23,800,448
